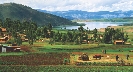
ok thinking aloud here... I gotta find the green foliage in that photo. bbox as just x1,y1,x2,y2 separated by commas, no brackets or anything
102,28,127,44
0,66,133,72
0,3,78,26
6,38,15,44
15,36,22,45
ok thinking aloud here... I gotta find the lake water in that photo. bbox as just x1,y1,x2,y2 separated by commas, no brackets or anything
54,22,130,30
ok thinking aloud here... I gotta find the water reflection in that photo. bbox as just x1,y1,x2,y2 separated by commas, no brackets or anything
54,22,128,30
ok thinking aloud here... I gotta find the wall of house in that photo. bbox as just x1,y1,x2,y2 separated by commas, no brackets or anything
115,42,124,45
2,47,6,52
0,46,2,52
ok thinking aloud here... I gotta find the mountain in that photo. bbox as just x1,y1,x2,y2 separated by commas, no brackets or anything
37,10,133,20
0,3,78,26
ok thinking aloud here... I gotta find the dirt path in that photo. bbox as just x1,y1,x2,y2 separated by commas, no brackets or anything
70,52,133,65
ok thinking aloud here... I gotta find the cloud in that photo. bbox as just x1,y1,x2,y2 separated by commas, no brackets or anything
0,0,133,12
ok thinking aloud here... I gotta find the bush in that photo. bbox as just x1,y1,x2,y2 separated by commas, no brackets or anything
6,38,15,44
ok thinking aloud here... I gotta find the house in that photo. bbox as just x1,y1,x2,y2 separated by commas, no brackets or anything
0,27,7,36
124,42,131,45
0,27,6,33
0,44,21,52
82,40,87,44
3,46,21,52
0,45,6,52
0,38,6,43
21,38,28,42
114,40,124,45
0,28,6,32
0,36,8,43
19,34,28,42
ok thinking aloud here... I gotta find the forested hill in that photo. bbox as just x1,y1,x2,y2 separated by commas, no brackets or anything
0,3,78,26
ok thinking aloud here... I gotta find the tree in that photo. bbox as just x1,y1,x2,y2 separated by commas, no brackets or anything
67,31,73,42
103,28,114,43
82,33,88,41
103,28,125,44
93,28,98,42
48,23,52,31
53,31,61,42
124,33,128,42
43,26,48,38
0,28,2,36
74,36,80,45
113,29,124,40
0,19,3,27
78,26,84,32
16,36,22,45
62,34,67,44
36,28,42,39
93,28,97,34
49,31,54,38
25,21,37,45
72,32,78,42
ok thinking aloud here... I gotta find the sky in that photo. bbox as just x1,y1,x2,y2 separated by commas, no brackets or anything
0,0,133,12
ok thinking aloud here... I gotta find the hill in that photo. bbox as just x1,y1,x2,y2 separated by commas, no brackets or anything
37,10,133,20
0,3,78,26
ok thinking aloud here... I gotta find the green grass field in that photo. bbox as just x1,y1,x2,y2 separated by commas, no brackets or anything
0,65,133,72
1,36,133,72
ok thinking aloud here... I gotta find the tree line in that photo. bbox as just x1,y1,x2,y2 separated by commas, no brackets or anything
0,18,129,45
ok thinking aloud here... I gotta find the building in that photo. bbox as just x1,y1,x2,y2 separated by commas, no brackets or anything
0,36,8,43
19,34,28,42
0,44,21,52
114,40,124,45
0,45,6,52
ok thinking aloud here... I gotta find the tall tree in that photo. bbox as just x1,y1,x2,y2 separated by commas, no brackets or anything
43,26,48,38
0,19,3,27
67,31,73,42
62,33,67,44
78,26,84,32
25,21,37,45
93,28,98,41
48,23,52,31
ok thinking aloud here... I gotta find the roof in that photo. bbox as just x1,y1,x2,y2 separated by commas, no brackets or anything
0,41,6,43
3,46,20,48
114,40,124,42
0,28,6,32
0,38,5,40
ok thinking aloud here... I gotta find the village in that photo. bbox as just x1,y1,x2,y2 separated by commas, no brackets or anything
0,1,133,71
0,24,133,67
0,26,131,53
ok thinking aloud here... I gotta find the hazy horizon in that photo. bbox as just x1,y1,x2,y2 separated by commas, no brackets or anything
0,0,133,12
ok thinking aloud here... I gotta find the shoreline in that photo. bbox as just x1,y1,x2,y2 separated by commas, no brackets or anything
98,25,133,32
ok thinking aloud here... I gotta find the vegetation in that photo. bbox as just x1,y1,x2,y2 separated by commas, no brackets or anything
0,53,70,65
0,17,130,45
0,66,133,72
120,23,133,26
0,4,133,71
0,3,78,26
72,17,133,22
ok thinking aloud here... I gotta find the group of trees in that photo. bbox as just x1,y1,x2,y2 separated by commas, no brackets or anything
0,18,129,45
0,18,89,45
103,28,128,44
51,30,88,45
0,18,37,45
0,3,79,26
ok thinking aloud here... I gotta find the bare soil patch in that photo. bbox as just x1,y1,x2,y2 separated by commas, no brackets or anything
70,52,133,65
98,26,133,32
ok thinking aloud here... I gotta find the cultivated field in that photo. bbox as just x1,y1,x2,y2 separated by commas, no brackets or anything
1,42,133,72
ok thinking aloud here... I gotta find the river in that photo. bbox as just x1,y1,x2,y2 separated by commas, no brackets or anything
54,22,130,30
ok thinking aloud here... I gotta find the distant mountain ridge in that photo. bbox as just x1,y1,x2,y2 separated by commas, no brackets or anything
0,3,78,26
37,9,133,20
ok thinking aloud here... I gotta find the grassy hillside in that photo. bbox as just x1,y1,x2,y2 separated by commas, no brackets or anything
0,3,78,26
